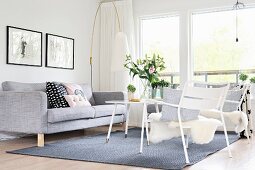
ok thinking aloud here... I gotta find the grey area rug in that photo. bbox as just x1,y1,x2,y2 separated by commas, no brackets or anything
8,128,239,170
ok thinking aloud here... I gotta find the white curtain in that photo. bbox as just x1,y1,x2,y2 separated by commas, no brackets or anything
99,0,141,126
99,0,136,91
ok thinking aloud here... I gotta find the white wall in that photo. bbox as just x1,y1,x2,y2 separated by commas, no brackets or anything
0,0,101,139
133,0,255,86
0,0,100,90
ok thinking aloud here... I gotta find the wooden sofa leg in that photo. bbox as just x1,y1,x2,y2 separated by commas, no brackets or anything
37,134,44,147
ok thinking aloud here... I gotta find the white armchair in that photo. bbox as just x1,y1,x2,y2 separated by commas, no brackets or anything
154,81,231,164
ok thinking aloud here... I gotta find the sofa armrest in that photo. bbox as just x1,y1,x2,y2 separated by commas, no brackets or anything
0,91,48,134
93,91,127,105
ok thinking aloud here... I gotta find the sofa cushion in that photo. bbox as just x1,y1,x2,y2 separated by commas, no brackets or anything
223,89,243,112
79,84,95,105
2,81,46,92
161,88,199,122
46,82,69,108
226,89,243,101
64,95,91,107
63,83,85,97
48,106,95,123
93,105,126,118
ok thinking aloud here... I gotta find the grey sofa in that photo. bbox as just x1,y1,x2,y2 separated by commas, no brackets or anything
0,81,126,147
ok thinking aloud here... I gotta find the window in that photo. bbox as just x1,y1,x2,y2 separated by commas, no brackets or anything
140,15,180,85
192,8,255,83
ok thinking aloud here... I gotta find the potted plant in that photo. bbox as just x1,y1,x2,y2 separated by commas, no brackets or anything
239,73,248,83
151,79,170,99
250,77,255,97
124,54,166,98
158,79,170,98
127,84,136,101
151,81,160,99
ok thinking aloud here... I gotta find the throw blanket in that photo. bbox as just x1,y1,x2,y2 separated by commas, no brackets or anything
149,113,222,144
149,110,248,144
200,109,248,133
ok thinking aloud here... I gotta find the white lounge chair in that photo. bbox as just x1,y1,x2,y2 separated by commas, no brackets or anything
158,81,231,164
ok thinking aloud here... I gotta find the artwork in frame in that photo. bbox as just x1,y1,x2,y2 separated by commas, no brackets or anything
46,33,74,70
7,26,42,67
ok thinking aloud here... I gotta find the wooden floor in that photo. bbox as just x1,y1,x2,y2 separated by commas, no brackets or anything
0,125,254,170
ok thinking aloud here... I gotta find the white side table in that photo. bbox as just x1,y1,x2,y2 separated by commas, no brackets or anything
105,100,159,153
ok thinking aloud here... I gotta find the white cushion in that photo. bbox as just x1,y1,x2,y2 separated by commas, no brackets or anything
64,95,91,108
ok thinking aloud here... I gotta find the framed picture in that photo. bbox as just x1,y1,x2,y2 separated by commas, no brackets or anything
46,33,74,69
7,26,42,67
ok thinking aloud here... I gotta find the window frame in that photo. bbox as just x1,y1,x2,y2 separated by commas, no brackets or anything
138,13,180,84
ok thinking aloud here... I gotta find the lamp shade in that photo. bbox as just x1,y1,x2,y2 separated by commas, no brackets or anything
111,32,130,72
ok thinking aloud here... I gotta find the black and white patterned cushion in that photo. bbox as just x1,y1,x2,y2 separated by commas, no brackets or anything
46,82,69,108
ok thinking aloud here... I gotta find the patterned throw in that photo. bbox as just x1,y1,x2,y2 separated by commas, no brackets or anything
235,84,253,137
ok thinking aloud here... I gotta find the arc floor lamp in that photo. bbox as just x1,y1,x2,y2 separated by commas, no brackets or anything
89,0,129,89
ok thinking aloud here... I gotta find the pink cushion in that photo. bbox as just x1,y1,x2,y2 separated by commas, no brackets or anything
63,83,85,97
64,95,91,108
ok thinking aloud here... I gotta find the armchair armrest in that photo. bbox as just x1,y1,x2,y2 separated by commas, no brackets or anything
0,91,48,134
146,100,179,113
93,91,126,105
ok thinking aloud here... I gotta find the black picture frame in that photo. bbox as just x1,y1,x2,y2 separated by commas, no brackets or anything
7,26,43,67
46,33,74,70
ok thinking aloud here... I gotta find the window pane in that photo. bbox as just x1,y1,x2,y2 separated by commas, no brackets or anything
193,75,206,82
207,75,236,83
192,8,255,83
141,16,180,84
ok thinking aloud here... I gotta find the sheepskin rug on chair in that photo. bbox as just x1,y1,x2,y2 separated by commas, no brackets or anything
149,110,248,144
149,113,222,144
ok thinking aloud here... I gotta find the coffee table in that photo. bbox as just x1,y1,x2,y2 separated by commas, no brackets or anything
105,100,160,153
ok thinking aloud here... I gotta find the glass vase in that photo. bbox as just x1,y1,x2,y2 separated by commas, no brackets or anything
151,87,163,99
140,80,151,99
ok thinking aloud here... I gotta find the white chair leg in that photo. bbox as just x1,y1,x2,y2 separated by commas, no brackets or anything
220,112,232,158
245,126,250,144
178,111,190,164
140,103,147,153
179,125,190,163
106,104,117,143
146,118,150,146
125,104,131,138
